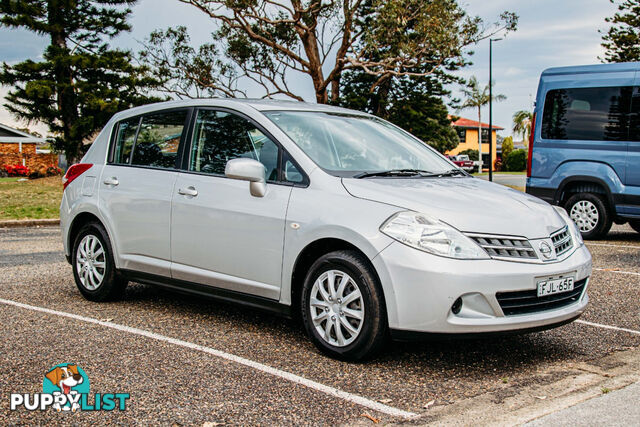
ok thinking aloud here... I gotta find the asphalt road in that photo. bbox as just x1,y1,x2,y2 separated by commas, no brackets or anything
1,225,639,425
476,173,527,188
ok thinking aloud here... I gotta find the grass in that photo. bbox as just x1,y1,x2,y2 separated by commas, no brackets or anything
0,176,62,220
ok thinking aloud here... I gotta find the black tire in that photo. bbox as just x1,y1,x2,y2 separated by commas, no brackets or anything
630,220,640,234
564,193,612,240
300,250,387,361
71,221,127,301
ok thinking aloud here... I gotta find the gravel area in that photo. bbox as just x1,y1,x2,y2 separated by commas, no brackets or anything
0,225,639,424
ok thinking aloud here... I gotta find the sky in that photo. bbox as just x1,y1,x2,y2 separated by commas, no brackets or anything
0,0,621,139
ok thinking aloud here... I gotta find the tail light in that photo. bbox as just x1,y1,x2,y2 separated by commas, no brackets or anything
62,163,93,190
526,112,536,178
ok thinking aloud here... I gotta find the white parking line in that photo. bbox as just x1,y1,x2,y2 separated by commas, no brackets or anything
0,297,417,420
587,243,640,249
593,267,640,276
576,320,640,336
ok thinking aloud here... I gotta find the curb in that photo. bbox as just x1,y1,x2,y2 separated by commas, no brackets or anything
0,219,60,228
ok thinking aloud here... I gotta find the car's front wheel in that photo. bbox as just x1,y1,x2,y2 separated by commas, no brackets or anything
565,193,612,240
300,250,387,361
72,222,127,301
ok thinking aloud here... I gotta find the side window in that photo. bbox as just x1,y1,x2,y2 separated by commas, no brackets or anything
131,110,188,169
282,151,304,183
541,86,633,141
190,110,281,180
631,87,640,142
112,117,139,164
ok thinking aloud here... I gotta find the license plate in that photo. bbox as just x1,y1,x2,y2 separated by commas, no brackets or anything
537,276,575,297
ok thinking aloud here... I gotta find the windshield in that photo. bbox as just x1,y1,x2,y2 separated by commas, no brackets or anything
264,111,455,177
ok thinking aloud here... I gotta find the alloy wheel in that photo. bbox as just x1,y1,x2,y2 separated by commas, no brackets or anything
309,269,364,347
76,234,106,291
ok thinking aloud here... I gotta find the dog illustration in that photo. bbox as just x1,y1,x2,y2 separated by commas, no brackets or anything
45,365,83,412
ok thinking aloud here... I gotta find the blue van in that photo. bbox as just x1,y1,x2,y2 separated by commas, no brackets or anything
526,62,640,239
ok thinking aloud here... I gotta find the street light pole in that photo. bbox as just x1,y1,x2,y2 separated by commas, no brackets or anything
489,38,502,182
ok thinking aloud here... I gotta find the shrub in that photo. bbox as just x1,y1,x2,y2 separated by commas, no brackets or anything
494,158,503,172
503,149,527,171
46,164,63,176
457,149,479,161
3,164,30,177
0,168,7,178
501,136,514,159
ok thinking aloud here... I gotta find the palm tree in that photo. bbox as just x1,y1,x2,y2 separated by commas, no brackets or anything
460,76,506,171
513,110,533,146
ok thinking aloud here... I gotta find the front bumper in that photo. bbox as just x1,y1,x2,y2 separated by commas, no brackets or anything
372,241,592,334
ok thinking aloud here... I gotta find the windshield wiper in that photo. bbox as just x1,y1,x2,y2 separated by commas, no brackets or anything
354,169,433,179
420,169,467,177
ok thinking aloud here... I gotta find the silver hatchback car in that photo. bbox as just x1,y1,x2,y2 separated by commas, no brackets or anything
60,99,592,360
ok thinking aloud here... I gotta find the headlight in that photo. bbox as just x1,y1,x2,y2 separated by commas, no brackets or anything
553,205,584,246
380,211,489,259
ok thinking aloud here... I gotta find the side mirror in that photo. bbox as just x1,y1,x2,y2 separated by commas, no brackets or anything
225,158,267,197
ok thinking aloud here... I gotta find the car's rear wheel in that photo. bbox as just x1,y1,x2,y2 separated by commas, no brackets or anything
300,250,387,361
72,222,127,301
629,220,640,234
565,193,612,240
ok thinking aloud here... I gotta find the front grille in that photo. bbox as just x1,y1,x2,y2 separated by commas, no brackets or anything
468,235,538,260
496,278,587,316
551,226,573,257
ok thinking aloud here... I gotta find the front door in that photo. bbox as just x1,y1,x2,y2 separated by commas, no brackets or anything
625,84,640,213
170,109,295,299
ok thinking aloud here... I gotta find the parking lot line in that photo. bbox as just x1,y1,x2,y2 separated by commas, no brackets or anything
587,243,640,249
0,297,417,420
593,267,640,276
576,320,640,336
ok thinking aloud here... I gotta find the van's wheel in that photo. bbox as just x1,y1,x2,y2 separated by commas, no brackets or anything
300,250,387,361
71,222,127,301
565,193,612,240
629,220,640,234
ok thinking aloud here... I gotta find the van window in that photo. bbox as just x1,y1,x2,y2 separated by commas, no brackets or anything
112,117,140,164
631,87,640,142
541,86,633,141
131,110,188,169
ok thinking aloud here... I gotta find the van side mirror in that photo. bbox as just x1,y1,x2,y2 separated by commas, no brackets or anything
225,158,267,197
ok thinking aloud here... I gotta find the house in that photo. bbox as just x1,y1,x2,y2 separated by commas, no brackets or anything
0,123,57,170
446,117,504,172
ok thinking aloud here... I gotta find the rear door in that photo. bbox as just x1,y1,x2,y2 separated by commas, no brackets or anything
99,108,190,276
170,108,305,299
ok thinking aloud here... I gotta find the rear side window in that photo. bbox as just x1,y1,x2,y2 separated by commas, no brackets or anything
131,110,188,169
112,118,139,164
541,86,634,141
631,87,640,142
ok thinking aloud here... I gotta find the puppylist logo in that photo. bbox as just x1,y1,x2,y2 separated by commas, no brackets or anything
10,363,130,412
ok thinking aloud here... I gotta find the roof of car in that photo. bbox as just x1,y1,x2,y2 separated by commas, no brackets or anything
111,98,368,121
541,62,640,76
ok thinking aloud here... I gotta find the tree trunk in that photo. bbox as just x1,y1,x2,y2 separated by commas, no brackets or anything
477,107,483,171
49,0,80,164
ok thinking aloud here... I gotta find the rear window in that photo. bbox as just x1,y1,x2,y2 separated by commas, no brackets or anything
541,86,634,141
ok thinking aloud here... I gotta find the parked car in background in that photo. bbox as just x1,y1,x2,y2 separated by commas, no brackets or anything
60,99,591,361
526,62,640,239
447,154,475,172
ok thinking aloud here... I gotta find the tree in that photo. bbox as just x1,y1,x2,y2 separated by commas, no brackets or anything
141,0,517,103
459,76,506,169
501,135,513,158
0,0,161,164
601,0,640,62
512,110,532,145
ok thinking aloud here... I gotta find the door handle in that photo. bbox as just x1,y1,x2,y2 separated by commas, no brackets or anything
178,186,198,197
103,177,119,186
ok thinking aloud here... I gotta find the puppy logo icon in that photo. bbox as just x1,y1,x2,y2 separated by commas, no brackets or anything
42,364,90,412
